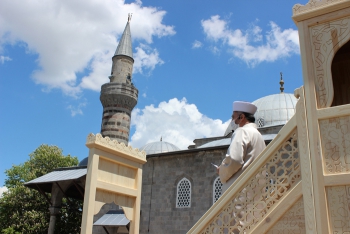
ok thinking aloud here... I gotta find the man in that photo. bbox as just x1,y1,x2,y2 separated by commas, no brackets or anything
218,101,266,193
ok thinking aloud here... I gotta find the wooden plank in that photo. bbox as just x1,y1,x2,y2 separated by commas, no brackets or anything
324,174,350,186
317,104,350,119
295,86,318,233
301,16,330,233
98,158,137,189
81,151,99,234
250,182,303,234
96,180,138,197
130,167,143,234
93,148,141,169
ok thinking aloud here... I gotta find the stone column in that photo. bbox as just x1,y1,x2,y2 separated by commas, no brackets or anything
47,182,69,233
48,206,61,234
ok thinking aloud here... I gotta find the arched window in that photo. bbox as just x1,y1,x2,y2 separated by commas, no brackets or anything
176,178,191,208
213,177,223,204
331,40,350,106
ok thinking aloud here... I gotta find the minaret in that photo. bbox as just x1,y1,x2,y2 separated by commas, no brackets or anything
100,14,138,145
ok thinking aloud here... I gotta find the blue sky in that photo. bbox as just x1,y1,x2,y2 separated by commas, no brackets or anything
0,0,306,191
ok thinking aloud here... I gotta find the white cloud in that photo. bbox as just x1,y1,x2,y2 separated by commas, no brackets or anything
67,101,87,117
0,0,175,96
0,56,11,64
0,186,8,197
133,43,164,75
192,40,203,49
129,97,229,149
201,15,299,66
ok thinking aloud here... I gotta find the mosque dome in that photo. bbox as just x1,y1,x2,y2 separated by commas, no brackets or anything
140,140,180,155
78,157,89,167
223,92,298,136
252,93,297,128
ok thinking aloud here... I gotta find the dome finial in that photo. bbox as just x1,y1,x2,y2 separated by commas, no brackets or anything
160,136,162,141
128,13,132,22
280,72,284,93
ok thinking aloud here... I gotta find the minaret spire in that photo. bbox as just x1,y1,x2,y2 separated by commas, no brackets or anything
280,72,284,93
99,15,138,145
114,15,133,60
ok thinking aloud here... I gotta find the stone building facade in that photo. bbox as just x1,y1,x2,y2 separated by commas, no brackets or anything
140,147,227,234
138,91,298,233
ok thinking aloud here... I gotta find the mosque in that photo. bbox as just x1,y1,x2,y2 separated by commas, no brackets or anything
23,0,350,233
25,10,298,234
137,79,297,234
21,0,350,234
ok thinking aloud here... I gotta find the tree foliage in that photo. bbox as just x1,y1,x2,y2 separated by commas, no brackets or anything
0,144,82,234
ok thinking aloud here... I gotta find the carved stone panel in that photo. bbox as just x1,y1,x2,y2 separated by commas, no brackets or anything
309,17,350,108
319,116,350,174
293,0,347,16
266,197,306,234
326,186,350,233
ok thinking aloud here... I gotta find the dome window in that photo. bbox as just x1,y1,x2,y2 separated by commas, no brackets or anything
257,117,265,128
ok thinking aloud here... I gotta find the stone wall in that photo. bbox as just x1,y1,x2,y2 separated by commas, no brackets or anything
140,148,227,234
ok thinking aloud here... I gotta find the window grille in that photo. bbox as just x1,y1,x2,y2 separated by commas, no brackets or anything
213,177,223,204
257,117,265,127
176,178,191,208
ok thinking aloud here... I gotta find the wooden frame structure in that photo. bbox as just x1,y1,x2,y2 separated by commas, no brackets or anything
189,1,350,233
81,133,146,234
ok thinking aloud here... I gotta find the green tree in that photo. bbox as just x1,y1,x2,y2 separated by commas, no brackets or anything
0,144,82,234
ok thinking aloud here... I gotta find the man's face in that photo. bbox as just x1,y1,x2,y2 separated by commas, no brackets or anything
231,111,241,124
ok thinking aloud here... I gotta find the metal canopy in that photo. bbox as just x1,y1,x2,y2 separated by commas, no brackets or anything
24,166,87,200
94,210,130,234
94,210,130,226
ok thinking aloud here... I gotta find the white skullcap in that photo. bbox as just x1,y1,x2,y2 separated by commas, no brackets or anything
233,101,257,114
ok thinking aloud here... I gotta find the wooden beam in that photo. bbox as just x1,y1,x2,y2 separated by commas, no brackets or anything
317,104,350,119
96,180,138,197
34,184,52,205
324,174,350,186
300,15,330,233
72,180,85,199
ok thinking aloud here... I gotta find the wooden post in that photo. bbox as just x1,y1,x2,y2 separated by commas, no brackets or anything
80,133,146,234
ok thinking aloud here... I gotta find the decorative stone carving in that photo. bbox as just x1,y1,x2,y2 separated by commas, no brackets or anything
266,198,305,234
86,133,146,160
293,0,347,16
326,186,350,233
319,116,350,174
309,17,350,108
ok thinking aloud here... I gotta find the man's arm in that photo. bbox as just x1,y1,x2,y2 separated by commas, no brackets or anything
218,128,248,183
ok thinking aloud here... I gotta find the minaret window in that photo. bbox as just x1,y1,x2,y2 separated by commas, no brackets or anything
213,177,223,204
176,178,191,208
